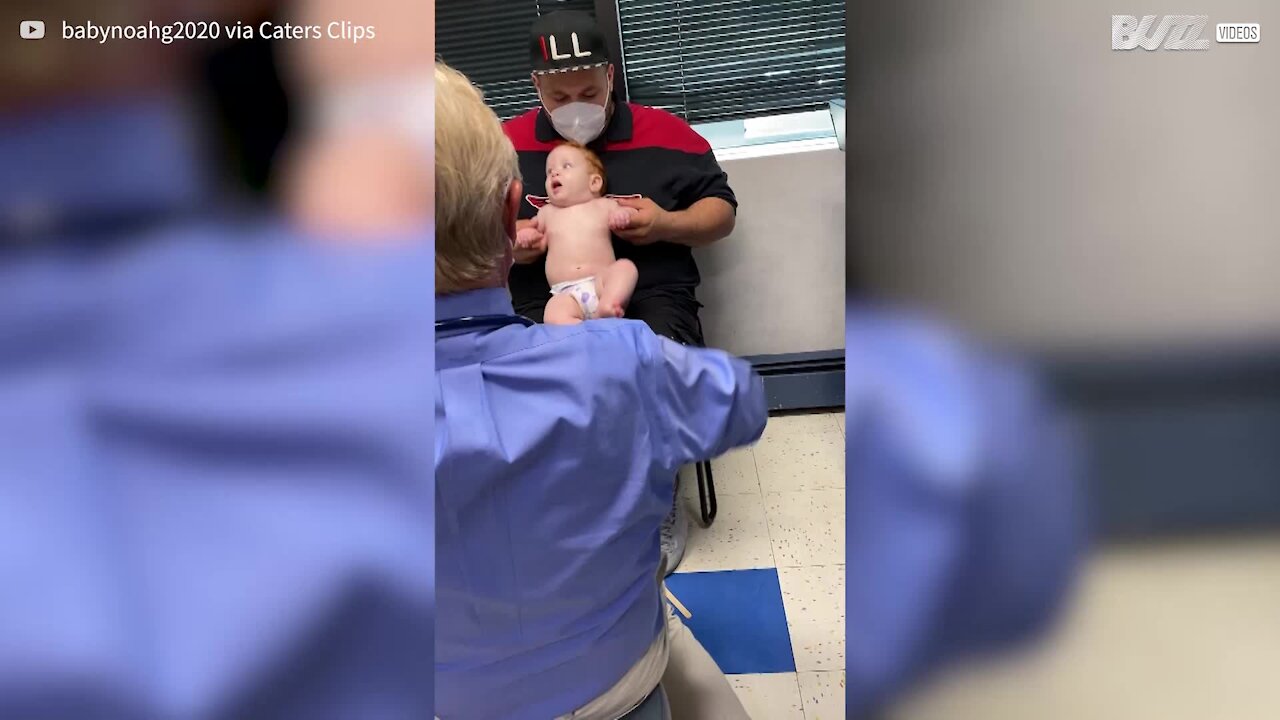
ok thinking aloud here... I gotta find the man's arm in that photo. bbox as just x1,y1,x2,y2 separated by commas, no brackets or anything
614,196,735,248
641,332,767,468
614,108,738,247
664,120,737,247
661,196,736,248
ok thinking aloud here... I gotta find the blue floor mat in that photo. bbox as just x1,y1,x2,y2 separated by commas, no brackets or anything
665,568,795,675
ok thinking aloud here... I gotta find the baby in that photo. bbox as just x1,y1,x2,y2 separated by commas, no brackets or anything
517,142,638,324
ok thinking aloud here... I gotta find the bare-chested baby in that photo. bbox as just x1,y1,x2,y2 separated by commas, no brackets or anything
516,142,638,324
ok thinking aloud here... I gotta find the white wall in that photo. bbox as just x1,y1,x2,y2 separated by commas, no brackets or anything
850,0,1280,352
695,147,846,357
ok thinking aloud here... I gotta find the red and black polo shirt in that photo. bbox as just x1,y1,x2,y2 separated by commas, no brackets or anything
502,101,737,311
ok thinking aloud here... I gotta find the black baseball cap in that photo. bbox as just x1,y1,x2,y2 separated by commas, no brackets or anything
529,10,611,75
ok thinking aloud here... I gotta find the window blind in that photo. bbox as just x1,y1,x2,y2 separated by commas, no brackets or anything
616,0,845,124
436,0,599,121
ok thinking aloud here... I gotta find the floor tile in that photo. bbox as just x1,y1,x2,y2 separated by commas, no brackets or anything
678,492,775,573
728,673,805,719
754,414,844,493
682,447,760,499
889,535,1280,720
834,411,845,435
665,569,794,675
778,565,845,625
764,490,846,567
787,620,844,672
778,565,846,672
798,671,845,720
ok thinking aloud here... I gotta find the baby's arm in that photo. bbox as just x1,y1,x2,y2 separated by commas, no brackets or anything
604,198,637,232
517,206,549,249
533,205,550,233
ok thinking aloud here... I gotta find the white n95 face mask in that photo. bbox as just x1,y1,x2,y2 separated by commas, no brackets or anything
541,78,611,144
548,101,607,144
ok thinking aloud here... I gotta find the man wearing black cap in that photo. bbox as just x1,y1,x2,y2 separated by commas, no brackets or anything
504,9,739,574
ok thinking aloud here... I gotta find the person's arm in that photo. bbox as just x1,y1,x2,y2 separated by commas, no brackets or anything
605,197,636,232
640,332,767,468
614,196,735,248
665,122,738,247
615,114,738,248
513,213,547,264
672,196,736,246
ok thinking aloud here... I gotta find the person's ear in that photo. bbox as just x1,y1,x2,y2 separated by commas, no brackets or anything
604,65,617,110
497,179,522,286
503,179,523,240
590,174,604,194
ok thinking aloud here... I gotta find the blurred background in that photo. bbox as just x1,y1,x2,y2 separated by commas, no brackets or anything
851,1,1280,718
1,0,289,232
1,1,435,718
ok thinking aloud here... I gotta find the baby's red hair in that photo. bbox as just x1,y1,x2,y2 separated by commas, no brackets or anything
559,141,607,192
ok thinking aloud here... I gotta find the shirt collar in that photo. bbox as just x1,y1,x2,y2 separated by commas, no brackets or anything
436,287,516,322
0,94,208,238
534,99,634,148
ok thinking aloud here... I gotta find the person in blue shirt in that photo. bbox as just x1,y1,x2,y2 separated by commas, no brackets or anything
844,306,1084,717
434,61,765,720
0,2,436,718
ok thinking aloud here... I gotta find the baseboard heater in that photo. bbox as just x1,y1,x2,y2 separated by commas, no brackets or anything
1041,346,1280,540
743,349,845,412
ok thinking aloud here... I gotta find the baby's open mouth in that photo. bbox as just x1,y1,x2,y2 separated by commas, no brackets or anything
551,180,563,191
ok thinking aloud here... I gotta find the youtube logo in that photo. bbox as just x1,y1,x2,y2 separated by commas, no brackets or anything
20,20,45,40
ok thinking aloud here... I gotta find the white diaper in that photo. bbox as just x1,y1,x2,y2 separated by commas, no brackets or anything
550,276,600,319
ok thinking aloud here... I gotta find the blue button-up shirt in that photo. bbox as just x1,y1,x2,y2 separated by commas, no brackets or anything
1,97,436,720
435,288,767,720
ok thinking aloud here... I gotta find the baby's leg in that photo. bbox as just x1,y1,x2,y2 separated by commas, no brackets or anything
545,292,585,325
596,259,639,319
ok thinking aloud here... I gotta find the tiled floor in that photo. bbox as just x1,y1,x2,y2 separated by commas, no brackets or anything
675,410,846,719
888,533,1280,720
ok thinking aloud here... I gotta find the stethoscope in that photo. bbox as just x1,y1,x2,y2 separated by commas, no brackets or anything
434,314,536,334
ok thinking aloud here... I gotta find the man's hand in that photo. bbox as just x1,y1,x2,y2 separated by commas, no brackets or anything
513,219,547,264
613,197,670,245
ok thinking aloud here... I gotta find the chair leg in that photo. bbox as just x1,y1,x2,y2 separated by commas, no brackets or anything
696,459,717,526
